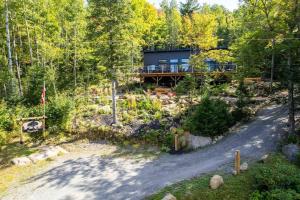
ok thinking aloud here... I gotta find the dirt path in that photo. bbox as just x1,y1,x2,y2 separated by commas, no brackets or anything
3,104,287,200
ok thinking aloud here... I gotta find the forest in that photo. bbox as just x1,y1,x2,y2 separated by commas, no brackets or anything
0,0,300,199
0,0,299,145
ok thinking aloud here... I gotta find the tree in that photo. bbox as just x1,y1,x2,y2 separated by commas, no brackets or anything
181,12,218,50
88,0,135,124
161,0,182,48
180,0,200,17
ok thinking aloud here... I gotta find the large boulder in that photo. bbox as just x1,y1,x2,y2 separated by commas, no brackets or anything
28,152,48,163
240,162,248,171
162,193,176,200
29,146,68,163
187,135,212,150
210,175,224,189
260,154,269,163
282,144,300,162
11,157,32,166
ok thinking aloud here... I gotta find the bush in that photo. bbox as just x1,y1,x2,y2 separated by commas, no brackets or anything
46,94,75,132
175,75,197,95
232,81,252,122
183,97,234,137
0,102,13,131
0,129,8,147
137,97,162,113
253,162,300,192
251,189,300,200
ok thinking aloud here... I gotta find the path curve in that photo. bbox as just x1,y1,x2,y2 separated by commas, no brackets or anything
3,104,287,200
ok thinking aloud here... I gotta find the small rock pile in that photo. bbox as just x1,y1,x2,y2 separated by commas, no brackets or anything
11,146,68,166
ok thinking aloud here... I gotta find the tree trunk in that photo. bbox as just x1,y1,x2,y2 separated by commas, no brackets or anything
12,24,23,97
287,51,295,135
25,19,33,66
5,0,14,92
270,38,275,92
73,26,77,88
34,28,40,66
112,80,117,124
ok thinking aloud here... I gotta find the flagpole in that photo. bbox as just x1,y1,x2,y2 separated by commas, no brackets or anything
43,81,46,138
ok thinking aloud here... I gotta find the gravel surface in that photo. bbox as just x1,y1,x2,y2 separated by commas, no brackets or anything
3,104,287,200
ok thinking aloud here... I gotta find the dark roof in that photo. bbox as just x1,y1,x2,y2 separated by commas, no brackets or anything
143,48,193,54
143,47,228,54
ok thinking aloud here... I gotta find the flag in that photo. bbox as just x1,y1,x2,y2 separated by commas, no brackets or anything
41,83,46,105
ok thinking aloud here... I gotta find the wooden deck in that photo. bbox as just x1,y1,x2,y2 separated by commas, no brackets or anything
140,71,234,86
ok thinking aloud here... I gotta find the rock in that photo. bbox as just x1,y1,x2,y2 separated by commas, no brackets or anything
44,149,59,158
187,135,212,150
55,146,69,154
282,144,300,162
240,162,248,171
260,154,269,163
11,157,32,166
28,152,48,163
162,193,177,200
232,170,237,175
210,175,224,189
99,105,111,114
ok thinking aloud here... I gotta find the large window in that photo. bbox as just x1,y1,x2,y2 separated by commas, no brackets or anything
181,58,189,63
170,59,178,72
147,65,156,72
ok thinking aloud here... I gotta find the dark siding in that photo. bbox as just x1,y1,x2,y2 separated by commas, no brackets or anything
144,50,193,66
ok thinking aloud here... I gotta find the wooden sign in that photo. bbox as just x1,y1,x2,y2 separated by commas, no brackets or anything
22,121,43,133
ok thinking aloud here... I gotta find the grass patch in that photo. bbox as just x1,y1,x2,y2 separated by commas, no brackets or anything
0,142,51,197
0,142,38,168
0,160,50,198
147,154,298,200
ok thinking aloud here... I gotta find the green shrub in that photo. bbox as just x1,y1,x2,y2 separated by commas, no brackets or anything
232,81,252,122
253,157,300,192
141,130,174,151
210,83,229,96
0,129,8,147
183,97,234,137
46,94,75,132
296,153,300,167
138,97,152,111
0,102,13,131
175,75,197,95
137,97,162,113
251,189,300,200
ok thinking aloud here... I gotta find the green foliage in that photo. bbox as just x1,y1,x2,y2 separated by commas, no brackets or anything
251,189,300,200
183,97,234,137
175,75,197,95
0,102,13,131
210,83,230,96
148,155,300,200
46,94,75,132
232,81,252,122
141,130,173,152
137,97,162,113
0,130,8,147
249,155,300,200
253,159,300,191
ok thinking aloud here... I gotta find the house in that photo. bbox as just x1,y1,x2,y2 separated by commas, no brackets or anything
140,48,236,86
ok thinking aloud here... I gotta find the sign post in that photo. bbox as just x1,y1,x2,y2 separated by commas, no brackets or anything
235,150,241,175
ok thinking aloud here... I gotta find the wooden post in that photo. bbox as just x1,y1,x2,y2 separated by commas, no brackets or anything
175,134,179,151
235,150,241,175
112,80,117,124
19,120,24,144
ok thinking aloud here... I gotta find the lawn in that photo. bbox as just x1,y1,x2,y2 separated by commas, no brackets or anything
0,142,51,197
147,154,298,200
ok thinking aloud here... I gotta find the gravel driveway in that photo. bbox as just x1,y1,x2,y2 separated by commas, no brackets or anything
3,104,287,200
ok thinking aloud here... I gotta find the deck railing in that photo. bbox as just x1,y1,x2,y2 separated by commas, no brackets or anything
140,64,237,74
